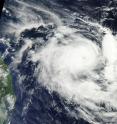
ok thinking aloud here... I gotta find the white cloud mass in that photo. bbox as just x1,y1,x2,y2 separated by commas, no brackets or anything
30,26,117,124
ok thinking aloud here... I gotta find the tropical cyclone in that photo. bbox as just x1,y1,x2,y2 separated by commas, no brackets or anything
2,0,117,123
30,26,117,123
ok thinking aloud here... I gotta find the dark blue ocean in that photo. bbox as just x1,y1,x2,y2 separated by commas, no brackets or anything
0,0,117,124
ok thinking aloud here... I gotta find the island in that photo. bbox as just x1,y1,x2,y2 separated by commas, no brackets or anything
0,58,15,124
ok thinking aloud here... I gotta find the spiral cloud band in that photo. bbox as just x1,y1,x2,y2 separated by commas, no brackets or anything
4,0,117,124
29,26,117,123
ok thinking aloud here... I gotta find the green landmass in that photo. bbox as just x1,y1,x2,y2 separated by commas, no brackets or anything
0,58,15,124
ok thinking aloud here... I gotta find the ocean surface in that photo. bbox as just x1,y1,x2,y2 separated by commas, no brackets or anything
0,0,117,124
